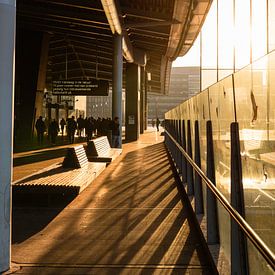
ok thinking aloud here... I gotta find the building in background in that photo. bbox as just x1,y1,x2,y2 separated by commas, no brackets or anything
86,91,126,125
147,67,200,121
86,94,112,119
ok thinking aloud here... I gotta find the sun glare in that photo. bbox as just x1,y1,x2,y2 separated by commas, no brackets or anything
173,0,268,70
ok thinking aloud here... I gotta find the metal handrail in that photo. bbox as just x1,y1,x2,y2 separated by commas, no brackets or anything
165,129,275,270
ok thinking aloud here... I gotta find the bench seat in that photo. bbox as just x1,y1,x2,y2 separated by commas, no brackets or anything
13,162,106,195
12,145,106,198
86,136,122,163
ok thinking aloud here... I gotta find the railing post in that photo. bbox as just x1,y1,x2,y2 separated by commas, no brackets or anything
181,120,187,184
231,122,249,274
187,120,194,195
194,120,203,214
206,120,219,244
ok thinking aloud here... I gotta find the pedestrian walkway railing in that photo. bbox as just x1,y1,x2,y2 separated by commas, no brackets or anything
165,50,275,274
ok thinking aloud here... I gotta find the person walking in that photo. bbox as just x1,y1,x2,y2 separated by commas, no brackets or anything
35,116,46,145
156,117,160,132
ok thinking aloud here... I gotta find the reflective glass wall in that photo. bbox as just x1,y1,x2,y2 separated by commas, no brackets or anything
201,0,271,90
166,50,275,274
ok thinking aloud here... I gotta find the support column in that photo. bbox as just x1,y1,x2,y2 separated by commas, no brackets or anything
34,33,50,123
0,0,16,272
140,66,145,134
126,63,140,141
144,73,148,130
112,34,123,148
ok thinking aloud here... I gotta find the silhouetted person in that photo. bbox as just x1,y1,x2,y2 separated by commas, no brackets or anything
85,117,94,141
110,117,120,148
49,119,59,145
35,116,46,145
77,115,85,137
67,116,77,144
60,118,66,136
156,117,160,132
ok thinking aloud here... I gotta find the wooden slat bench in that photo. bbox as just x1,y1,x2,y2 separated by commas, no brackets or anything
12,145,106,199
86,136,122,163
62,144,89,168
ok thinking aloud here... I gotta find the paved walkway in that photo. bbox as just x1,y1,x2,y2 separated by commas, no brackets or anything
11,130,214,274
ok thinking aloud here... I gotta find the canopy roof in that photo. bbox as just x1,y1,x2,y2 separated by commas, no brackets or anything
17,0,211,94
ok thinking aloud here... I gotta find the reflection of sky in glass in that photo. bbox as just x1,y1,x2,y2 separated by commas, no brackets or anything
235,0,250,69
201,0,217,69
218,0,234,69
268,1,275,51
252,0,267,61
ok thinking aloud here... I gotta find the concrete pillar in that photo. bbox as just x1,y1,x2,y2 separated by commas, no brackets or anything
0,0,16,272
126,63,140,141
112,34,123,148
140,66,145,134
34,33,50,122
144,75,148,130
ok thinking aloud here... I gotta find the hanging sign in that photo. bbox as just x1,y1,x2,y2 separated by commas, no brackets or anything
52,80,109,96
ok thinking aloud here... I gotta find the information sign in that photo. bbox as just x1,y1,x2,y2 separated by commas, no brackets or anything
52,80,109,96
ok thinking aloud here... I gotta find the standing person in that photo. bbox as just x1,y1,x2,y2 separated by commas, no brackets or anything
156,117,160,132
49,119,59,145
152,119,155,128
67,116,77,144
110,116,120,148
60,117,66,137
77,115,85,137
35,116,46,145
85,117,93,141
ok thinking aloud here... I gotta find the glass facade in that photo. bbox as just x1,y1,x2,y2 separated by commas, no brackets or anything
166,51,275,275
201,0,273,90
166,1,275,272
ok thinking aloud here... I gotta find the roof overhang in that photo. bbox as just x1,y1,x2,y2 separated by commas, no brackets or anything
16,0,212,94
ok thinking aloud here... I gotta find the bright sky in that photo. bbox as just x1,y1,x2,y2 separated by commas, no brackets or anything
172,37,200,67
172,0,267,69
